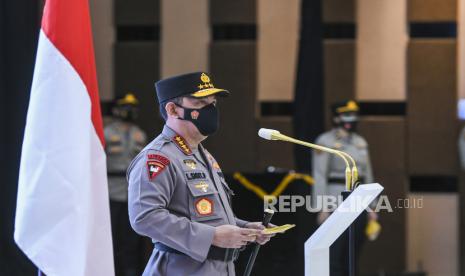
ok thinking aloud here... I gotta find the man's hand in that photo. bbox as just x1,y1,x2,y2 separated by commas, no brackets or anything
212,225,261,248
244,222,276,245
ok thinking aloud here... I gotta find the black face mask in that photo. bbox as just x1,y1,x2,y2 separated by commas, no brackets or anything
175,103,219,136
336,113,358,132
113,105,138,122
340,121,358,132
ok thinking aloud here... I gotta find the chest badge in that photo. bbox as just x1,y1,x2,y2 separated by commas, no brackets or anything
195,198,213,216
183,159,197,170
195,182,209,192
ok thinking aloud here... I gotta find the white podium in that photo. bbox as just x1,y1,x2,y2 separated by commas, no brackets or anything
304,183,384,276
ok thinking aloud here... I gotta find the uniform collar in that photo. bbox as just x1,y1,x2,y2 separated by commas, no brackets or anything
335,128,352,140
162,125,194,155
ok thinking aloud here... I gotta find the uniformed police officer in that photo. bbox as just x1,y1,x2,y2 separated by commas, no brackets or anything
312,100,377,276
127,72,274,276
105,93,147,276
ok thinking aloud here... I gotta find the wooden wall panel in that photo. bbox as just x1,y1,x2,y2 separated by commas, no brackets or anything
324,41,356,129
114,42,162,137
407,194,459,276
407,40,458,175
115,0,160,25
356,0,408,101
257,0,299,101
90,0,115,100
206,42,257,172
210,0,256,24
358,117,407,273
161,0,209,78
256,117,295,171
323,0,355,23
408,0,457,21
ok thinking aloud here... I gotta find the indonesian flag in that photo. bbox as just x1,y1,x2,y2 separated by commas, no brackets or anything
14,0,114,275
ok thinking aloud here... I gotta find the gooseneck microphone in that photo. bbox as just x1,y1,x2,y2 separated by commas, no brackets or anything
258,128,359,190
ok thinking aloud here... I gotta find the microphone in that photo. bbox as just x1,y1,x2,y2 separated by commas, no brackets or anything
258,128,281,140
258,128,359,190
243,209,275,276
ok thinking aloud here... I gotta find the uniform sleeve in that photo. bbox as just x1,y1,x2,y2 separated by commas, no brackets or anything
312,136,330,208
127,151,216,262
235,218,249,228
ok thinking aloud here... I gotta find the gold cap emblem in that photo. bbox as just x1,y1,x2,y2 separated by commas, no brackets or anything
198,73,214,90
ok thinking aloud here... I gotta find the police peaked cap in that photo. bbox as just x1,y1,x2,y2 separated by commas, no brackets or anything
155,72,229,103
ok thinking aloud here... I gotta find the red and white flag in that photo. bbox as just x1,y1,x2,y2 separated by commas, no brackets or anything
14,0,114,275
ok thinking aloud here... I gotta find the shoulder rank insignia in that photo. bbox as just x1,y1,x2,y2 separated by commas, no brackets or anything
147,154,170,180
195,198,213,216
212,162,221,170
183,159,197,170
206,153,221,170
173,135,192,155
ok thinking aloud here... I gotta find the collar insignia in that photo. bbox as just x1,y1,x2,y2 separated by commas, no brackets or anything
173,135,192,155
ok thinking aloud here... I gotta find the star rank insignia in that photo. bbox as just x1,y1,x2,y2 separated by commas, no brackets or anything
173,135,192,155
195,198,213,216
146,154,170,180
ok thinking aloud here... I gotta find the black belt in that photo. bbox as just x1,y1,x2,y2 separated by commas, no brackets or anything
154,242,240,262
108,172,126,177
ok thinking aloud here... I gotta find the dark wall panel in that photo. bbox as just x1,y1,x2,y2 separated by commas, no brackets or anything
408,0,457,22
115,0,160,26
323,0,355,23
207,42,257,173
256,117,295,171
114,42,163,138
358,117,407,273
210,0,256,24
407,40,458,175
324,41,355,129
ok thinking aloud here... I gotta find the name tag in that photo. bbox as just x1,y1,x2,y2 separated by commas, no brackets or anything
185,172,207,180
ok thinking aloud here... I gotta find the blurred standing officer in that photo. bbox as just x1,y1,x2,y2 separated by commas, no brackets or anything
127,72,274,276
105,93,147,276
312,100,377,276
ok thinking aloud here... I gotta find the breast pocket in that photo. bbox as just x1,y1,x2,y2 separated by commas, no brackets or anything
186,181,222,222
